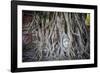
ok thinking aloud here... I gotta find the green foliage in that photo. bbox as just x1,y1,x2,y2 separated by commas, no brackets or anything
86,14,90,26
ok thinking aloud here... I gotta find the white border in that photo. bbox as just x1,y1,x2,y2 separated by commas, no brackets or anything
17,5,94,68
